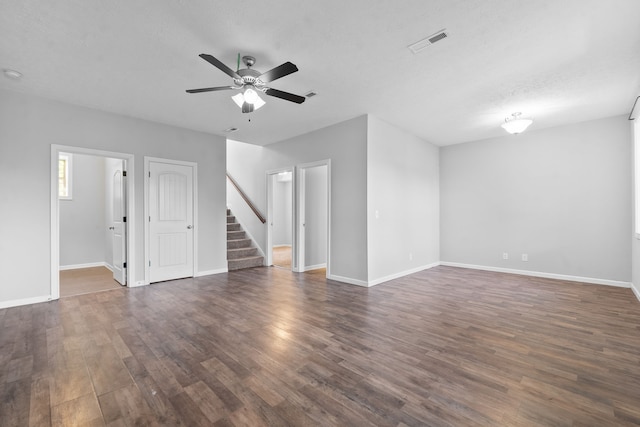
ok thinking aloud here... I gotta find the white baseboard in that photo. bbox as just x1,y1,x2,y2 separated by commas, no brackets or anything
368,262,441,287
195,268,229,277
327,274,369,287
273,244,292,249
0,295,53,309
631,282,640,302
129,281,147,288
440,262,631,288
59,261,108,271
302,263,326,272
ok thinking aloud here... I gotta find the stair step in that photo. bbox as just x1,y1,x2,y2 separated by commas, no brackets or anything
227,208,231,216
227,223,242,231
227,238,252,249
227,215,235,223
228,256,263,271
227,230,246,240
227,247,258,260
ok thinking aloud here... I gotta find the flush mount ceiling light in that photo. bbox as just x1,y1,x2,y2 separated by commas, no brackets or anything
501,112,533,134
3,69,22,80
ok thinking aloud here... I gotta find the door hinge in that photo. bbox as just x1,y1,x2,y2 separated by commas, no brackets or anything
123,262,127,268
123,216,126,222
123,171,127,177
148,171,151,178
149,260,151,267
149,216,151,222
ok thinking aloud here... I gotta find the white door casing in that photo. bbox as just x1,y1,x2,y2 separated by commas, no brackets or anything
266,168,294,269
51,145,136,301
148,160,194,283
112,165,127,285
296,160,331,277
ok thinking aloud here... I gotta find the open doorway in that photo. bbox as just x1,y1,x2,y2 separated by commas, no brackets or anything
266,168,294,269
50,145,135,300
297,161,331,276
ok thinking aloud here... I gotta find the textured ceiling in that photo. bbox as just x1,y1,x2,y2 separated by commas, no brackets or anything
1,0,639,146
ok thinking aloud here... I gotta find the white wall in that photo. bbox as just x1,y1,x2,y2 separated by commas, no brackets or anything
303,165,327,268
273,178,292,246
367,116,440,283
441,115,632,283
59,154,107,267
0,89,227,306
631,118,640,298
228,115,368,283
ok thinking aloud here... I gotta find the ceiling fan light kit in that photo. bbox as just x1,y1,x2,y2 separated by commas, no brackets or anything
186,54,305,114
501,112,533,134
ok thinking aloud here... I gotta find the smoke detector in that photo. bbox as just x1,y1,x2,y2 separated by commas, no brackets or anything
408,29,449,54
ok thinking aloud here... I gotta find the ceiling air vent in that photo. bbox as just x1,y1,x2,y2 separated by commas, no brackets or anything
305,91,317,98
408,29,448,54
224,127,238,133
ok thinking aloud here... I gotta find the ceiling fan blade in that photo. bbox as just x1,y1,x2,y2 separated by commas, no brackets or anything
199,54,241,79
241,102,255,114
186,86,236,93
264,88,306,104
258,62,298,83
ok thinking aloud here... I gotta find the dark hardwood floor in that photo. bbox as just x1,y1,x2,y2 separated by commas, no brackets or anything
1,265,640,426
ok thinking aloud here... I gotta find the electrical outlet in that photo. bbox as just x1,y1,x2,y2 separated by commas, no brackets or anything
503,252,509,260
522,254,528,262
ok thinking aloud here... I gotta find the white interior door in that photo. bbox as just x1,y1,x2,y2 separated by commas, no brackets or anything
149,161,194,282
112,164,127,285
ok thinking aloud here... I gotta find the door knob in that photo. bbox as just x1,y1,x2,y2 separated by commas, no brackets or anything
108,226,115,230
187,225,193,229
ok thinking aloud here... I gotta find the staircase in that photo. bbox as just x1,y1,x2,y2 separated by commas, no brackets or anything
227,209,264,271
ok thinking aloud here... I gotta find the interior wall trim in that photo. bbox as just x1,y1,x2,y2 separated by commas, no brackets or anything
0,295,51,310
327,274,368,287
59,261,110,271
368,262,441,287
302,263,326,272
195,268,229,277
440,262,631,288
631,282,640,302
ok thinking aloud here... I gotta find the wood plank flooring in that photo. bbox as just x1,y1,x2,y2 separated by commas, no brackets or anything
272,246,292,269
1,265,640,426
60,266,121,297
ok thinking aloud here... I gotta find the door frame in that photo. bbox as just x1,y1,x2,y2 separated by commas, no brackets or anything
296,159,331,277
144,157,198,284
266,167,295,269
50,145,136,300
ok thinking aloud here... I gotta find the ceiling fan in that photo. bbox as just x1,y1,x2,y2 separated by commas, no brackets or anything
186,53,306,113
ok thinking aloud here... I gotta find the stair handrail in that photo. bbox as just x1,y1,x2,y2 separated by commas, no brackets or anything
226,172,266,224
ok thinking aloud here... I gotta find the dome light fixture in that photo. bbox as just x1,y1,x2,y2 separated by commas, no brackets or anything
243,86,259,104
501,112,533,134
231,91,265,110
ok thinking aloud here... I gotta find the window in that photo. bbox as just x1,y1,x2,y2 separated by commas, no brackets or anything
58,153,73,200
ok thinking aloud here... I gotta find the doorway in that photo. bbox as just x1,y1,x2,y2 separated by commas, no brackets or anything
50,145,135,300
266,168,294,269
297,161,331,276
